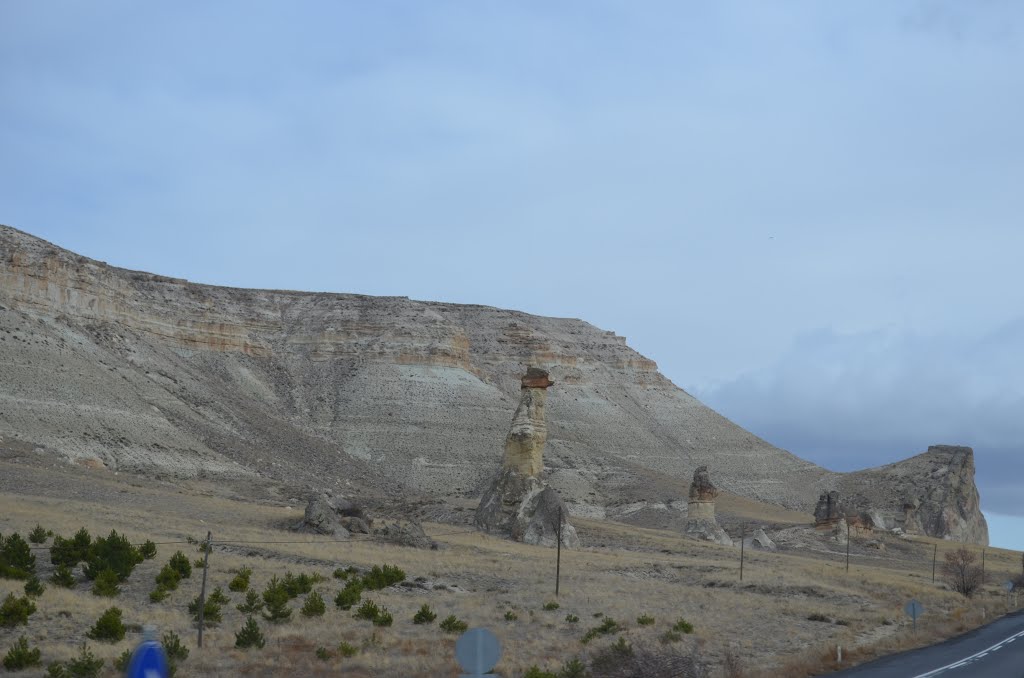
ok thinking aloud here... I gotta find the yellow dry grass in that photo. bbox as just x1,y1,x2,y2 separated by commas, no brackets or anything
1,475,1020,678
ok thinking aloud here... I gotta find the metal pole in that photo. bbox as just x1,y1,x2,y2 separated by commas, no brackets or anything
932,544,937,583
197,531,211,648
555,505,562,597
982,549,986,584
739,525,745,582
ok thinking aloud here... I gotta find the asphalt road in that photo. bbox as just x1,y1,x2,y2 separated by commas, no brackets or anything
834,608,1024,677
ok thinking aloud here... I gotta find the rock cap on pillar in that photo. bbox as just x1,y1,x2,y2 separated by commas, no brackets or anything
521,367,554,389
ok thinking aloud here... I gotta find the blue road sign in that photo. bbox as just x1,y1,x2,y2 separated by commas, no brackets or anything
126,639,169,678
455,627,501,678
905,599,924,631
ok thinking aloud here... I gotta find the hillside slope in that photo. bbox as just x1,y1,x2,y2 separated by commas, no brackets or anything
0,226,987,543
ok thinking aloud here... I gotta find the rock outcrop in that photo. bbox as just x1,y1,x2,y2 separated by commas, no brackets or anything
475,369,579,548
813,491,846,527
0,227,991,544
683,466,732,546
294,495,349,537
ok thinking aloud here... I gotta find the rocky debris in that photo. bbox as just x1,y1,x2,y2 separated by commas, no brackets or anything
814,491,847,527
749,528,777,552
373,521,437,549
340,516,371,534
475,369,580,548
397,577,467,594
293,494,349,537
683,467,732,547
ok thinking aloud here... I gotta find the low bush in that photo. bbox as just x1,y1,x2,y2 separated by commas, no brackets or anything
440,614,468,633
149,587,170,603
559,657,587,678
316,646,331,661
301,590,326,617
660,630,683,643
413,603,437,624
361,564,405,590
504,610,518,622
139,540,157,560
155,564,181,591
113,650,132,672
524,667,557,678
334,580,363,610
262,575,291,623
167,552,192,579
0,593,36,627
3,636,42,671
86,607,126,642
636,614,655,626
354,599,382,621
61,643,104,678
28,525,49,545
337,641,358,657
237,590,263,614
188,596,222,626
163,631,189,663
91,569,119,597
672,618,694,634
208,587,230,605
806,613,830,623
0,533,36,579
83,530,142,582
543,601,560,611
565,614,580,623
228,566,252,592
582,618,619,644
50,528,91,568
282,571,316,598
193,559,206,571
51,565,76,588
333,565,358,580
235,616,265,649
24,577,45,598
589,636,634,674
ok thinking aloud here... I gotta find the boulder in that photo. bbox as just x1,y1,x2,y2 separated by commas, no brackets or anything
340,516,371,534
373,521,436,549
749,528,777,552
293,494,349,537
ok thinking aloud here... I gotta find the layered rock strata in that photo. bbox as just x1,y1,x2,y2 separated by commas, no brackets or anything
475,369,579,548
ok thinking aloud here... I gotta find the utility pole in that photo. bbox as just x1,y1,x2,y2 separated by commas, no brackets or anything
197,531,212,648
845,517,851,573
555,505,562,597
739,524,745,582
982,549,986,584
932,544,938,583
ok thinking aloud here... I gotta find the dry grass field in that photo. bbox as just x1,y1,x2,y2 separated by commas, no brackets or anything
1,459,1021,677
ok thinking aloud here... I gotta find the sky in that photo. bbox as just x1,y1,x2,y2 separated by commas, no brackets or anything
2,2,1022,548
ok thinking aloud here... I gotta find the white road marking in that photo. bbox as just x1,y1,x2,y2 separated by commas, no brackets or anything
912,628,1024,678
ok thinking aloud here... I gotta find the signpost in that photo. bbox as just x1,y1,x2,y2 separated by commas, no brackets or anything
455,628,501,678
905,599,924,632
1005,580,1015,610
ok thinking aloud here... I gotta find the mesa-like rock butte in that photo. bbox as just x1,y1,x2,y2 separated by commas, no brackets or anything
0,226,989,544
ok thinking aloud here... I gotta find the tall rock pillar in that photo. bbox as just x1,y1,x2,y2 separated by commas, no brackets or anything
683,466,733,546
475,368,580,548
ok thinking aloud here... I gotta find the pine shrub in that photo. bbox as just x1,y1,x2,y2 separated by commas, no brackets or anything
354,599,382,621
3,636,42,671
337,641,358,657
439,614,468,633
637,614,655,626
0,593,36,627
83,530,142,581
672,618,694,634
228,566,252,592
28,525,48,545
90,568,119,597
334,580,363,610
168,551,192,579
0,533,36,579
412,603,437,624
86,607,126,642
565,614,580,623
155,563,181,591
139,540,157,560
262,575,291,623
188,596,222,626
51,565,76,588
50,528,92,569
361,564,405,590
24,576,45,598
504,610,518,622
65,643,104,677
559,657,587,678
149,587,170,603
543,601,560,611
237,590,263,615
316,646,332,661
582,617,619,644
523,667,557,678
333,565,358,580
301,590,326,617
282,571,316,598
235,616,266,649
209,587,230,605
373,609,393,627
162,630,189,665
113,649,132,672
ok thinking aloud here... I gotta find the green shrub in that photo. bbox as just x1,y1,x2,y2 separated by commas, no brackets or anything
333,565,358,580
524,667,557,678
504,610,518,622
565,614,580,623
3,636,42,671
83,530,142,581
0,533,36,579
228,567,251,592
542,601,560,611
50,529,91,568
672,618,694,634
235,616,265,649
0,593,36,627
193,558,206,570
28,525,48,545
559,657,587,678
361,564,405,590
590,636,634,673
282,571,316,598
113,649,132,672
582,617,619,644
139,540,157,560
337,641,358,657
155,563,181,591
636,614,655,626
413,603,437,624
237,590,263,614
51,565,76,588
91,569,119,597
209,587,230,605
354,599,382,621
149,587,169,603
24,577,45,598
168,552,191,579
660,630,683,644
334,580,363,610
162,630,188,662
301,590,326,617
86,607,125,642
46,662,68,678
188,596,222,625
374,609,393,627
62,643,104,678
262,575,291,623
806,613,830,623
440,614,468,633
315,646,331,661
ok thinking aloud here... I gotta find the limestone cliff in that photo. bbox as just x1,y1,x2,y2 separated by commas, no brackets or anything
0,226,990,544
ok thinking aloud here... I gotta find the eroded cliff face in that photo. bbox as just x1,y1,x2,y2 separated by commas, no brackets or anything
0,226,990,544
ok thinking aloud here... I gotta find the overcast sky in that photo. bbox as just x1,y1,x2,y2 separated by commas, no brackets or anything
2,2,1022,548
